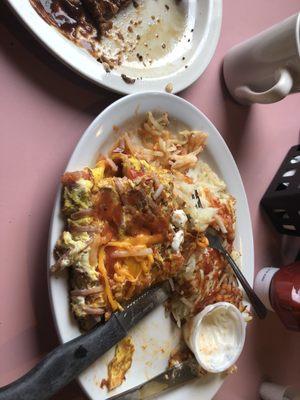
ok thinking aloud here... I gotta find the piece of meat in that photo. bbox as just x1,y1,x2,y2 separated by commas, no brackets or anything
82,0,132,35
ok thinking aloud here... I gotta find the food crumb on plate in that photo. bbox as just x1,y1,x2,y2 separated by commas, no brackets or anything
165,83,173,93
121,74,136,84
226,365,238,375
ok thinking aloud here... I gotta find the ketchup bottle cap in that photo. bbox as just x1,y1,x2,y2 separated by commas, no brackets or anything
254,267,279,311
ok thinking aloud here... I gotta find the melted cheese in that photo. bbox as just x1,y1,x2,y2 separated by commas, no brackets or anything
113,253,154,284
107,234,163,248
115,259,141,283
98,247,120,311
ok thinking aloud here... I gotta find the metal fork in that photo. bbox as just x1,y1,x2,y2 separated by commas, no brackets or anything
205,229,267,319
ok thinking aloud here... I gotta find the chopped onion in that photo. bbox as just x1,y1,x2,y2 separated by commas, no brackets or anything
171,155,198,171
83,306,105,315
140,148,164,157
180,297,194,308
111,247,153,258
168,278,175,292
158,138,167,152
151,173,161,188
153,184,164,200
71,286,104,297
105,156,118,172
50,250,71,273
70,224,103,233
148,112,164,132
124,133,136,155
143,122,160,136
114,177,124,193
71,208,94,219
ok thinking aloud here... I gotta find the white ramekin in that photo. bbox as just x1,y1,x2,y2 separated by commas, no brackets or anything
183,302,246,373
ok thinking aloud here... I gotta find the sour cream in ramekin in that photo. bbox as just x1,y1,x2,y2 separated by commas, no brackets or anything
183,302,246,373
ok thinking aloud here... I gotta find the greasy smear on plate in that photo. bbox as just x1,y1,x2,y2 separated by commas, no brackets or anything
29,0,99,54
29,0,187,75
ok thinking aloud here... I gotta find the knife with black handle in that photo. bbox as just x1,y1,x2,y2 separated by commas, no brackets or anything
0,282,171,400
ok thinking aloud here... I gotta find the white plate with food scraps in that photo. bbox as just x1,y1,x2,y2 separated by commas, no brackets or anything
7,0,222,94
48,92,254,400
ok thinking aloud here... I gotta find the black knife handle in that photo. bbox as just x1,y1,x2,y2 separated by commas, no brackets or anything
0,315,126,400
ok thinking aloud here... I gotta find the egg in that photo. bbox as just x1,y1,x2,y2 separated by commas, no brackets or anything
106,337,135,391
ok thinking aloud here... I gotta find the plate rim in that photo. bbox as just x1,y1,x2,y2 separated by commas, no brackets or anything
47,91,254,400
5,0,223,95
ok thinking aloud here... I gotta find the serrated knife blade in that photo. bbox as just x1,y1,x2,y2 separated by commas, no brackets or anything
109,359,201,400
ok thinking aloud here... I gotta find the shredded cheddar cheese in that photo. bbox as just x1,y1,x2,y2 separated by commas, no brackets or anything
140,254,154,273
98,246,120,311
107,234,163,248
114,260,141,283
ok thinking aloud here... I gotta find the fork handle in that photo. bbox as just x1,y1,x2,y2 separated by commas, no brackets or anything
223,249,267,319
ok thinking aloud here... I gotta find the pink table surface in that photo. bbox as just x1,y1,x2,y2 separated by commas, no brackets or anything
1,1,300,399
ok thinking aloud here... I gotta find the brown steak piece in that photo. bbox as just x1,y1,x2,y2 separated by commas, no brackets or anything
82,0,132,35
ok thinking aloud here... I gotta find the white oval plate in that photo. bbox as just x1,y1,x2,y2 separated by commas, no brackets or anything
6,0,222,94
48,92,254,400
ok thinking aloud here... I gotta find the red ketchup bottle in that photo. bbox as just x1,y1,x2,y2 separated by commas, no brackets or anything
254,261,300,331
